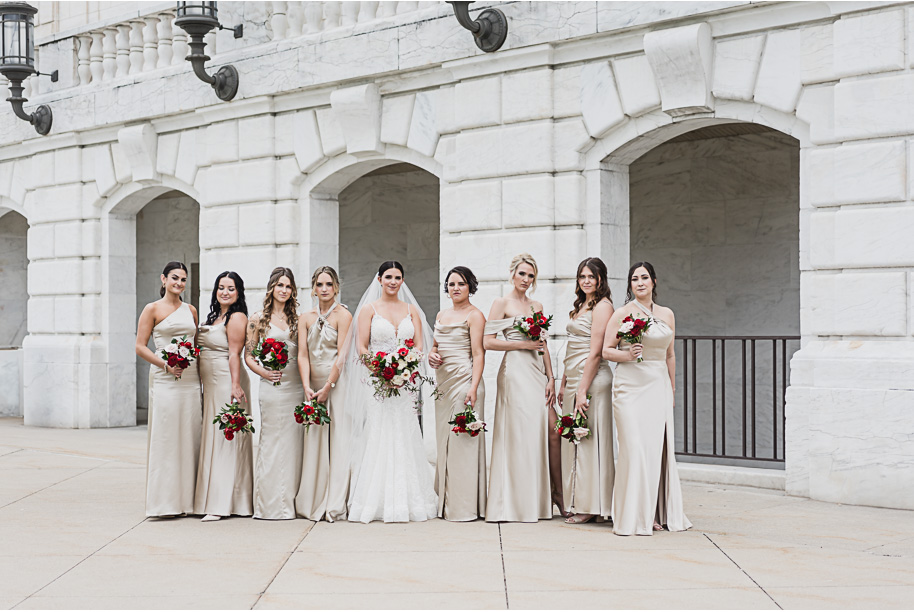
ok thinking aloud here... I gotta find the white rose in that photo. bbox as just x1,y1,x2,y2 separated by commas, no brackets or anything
468,421,484,431
619,321,634,334
164,344,178,354
573,427,590,440
178,346,189,358
220,414,229,423
263,353,273,362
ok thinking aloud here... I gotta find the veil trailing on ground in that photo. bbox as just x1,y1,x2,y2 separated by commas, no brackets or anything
334,277,438,507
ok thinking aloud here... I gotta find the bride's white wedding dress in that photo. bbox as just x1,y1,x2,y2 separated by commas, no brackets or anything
347,310,438,523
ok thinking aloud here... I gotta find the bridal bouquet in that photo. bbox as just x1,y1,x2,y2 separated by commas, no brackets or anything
555,404,591,445
253,337,288,386
294,399,331,431
213,401,255,441
449,400,487,437
360,338,436,405
159,335,200,380
616,314,652,362
514,308,553,355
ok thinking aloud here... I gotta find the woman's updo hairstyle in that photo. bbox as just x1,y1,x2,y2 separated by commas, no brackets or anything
378,260,405,278
625,261,659,302
160,261,188,298
508,253,538,293
443,266,478,296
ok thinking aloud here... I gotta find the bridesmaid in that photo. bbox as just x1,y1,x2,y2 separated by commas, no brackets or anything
194,271,253,521
295,266,352,522
135,261,202,517
245,267,304,520
602,262,691,535
428,266,487,521
484,253,558,523
557,257,615,524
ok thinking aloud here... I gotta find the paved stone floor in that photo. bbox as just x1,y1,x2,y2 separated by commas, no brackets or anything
1,417,913,610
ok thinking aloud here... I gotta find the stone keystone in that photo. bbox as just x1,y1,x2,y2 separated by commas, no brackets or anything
644,22,714,117
330,83,383,157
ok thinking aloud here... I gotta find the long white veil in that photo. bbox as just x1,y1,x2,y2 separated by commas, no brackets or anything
335,276,438,506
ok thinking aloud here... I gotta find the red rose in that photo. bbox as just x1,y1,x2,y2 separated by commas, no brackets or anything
561,416,574,427
470,430,480,437
294,413,304,424
167,355,178,366
404,339,415,348
224,430,235,441
526,317,534,325
452,426,461,433
398,348,409,357
529,325,541,337
376,351,386,358
371,360,380,368
382,367,395,380
455,415,467,426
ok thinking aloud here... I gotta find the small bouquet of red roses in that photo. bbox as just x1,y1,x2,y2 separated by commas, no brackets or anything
160,335,200,380
294,399,331,431
616,314,652,362
253,337,288,386
514,308,553,355
213,401,255,441
360,338,436,408
449,400,487,437
554,410,591,445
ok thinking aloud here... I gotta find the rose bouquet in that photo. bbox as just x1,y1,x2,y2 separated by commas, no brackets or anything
252,337,288,386
360,338,436,408
294,399,331,432
213,401,255,441
449,401,487,437
554,409,591,445
160,335,200,380
514,308,553,355
616,314,652,362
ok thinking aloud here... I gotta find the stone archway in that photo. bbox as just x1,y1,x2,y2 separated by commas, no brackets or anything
0,205,28,417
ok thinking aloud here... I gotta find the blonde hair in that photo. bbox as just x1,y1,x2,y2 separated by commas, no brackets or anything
310,266,340,298
254,267,299,343
509,253,538,294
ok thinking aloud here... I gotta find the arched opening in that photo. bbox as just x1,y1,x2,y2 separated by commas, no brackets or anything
0,209,28,417
600,119,801,468
337,163,440,317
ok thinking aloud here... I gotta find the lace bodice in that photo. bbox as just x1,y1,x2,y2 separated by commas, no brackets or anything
370,314,415,353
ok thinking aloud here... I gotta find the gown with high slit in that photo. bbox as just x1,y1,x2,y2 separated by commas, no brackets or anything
560,309,614,517
484,316,551,523
433,320,486,521
253,322,304,519
146,302,202,517
295,305,340,521
193,322,253,517
347,310,438,523
611,302,691,535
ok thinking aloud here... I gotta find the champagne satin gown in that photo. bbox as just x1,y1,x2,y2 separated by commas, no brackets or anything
484,317,551,523
194,322,253,516
561,310,614,517
433,321,486,521
295,306,340,521
612,305,691,535
146,302,202,517
253,323,304,519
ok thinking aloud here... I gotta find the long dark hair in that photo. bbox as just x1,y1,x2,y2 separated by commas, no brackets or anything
626,261,658,302
160,261,188,298
443,266,478,295
570,257,611,317
378,260,405,277
205,271,248,326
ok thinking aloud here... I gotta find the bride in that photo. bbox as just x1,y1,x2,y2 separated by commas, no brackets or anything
339,260,438,523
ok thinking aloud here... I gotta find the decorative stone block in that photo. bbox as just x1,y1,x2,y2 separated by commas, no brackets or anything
292,110,324,173
117,123,158,182
553,64,581,119
53,221,83,258
644,22,713,116
238,202,275,246
174,129,200,187
754,28,802,114
833,9,904,78
155,132,181,177
81,220,101,257
795,85,835,145
199,205,239,249
613,54,661,116
440,180,501,232
440,229,556,282
380,94,415,146
580,60,625,137
832,207,914,268
712,34,764,101
26,297,54,333
502,68,553,124
206,120,239,165
454,121,553,181
316,107,346,157
274,201,299,245
28,184,85,224
503,175,554,228
202,159,277,205
54,148,82,186
274,157,299,202
554,228,587,277
800,23,835,85
331,83,383,157
834,73,914,141
554,173,586,226
238,115,275,160
407,90,439,159
110,143,131,184
81,258,101,294
27,153,52,189
274,113,295,157
435,86,458,136
553,119,589,173
26,224,54,260
807,271,906,336
53,295,83,333
807,141,906,207
454,76,501,131
200,247,277,289
28,259,82,296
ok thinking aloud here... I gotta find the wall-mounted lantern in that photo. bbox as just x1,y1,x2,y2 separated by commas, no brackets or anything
173,1,243,101
446,1,508,53
0,2,58,135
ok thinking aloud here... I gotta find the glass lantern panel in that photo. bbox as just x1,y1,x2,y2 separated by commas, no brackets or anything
2,20,21,65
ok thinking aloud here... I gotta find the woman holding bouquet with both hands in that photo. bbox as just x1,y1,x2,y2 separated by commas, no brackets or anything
194,271,253,521
245,267,304,520
557,257,615,524
428,266,487,521
602,262,690,536
135,261,202,518
295,266,352,522
484,253,561,523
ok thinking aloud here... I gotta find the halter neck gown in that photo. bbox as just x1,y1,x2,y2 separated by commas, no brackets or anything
560,309,614,517
433,319,486,521
612,303,691,535
146,302,202,517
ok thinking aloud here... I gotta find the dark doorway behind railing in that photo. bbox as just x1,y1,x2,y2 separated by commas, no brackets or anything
673,336,800,468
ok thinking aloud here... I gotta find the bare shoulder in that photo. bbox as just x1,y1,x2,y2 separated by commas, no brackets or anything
468,308,487,325
248,311,262,327
530,300,544,313
335,305,353,323
300,310,318,326
656,304,675,325
593,299,614,315
226,311,248,329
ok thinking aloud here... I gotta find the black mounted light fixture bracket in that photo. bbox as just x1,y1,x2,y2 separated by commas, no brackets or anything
446,1,508,53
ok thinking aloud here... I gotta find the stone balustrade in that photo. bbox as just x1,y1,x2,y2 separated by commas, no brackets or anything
268,1,436,40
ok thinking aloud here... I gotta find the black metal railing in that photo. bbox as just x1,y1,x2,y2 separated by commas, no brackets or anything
674,335,800,467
